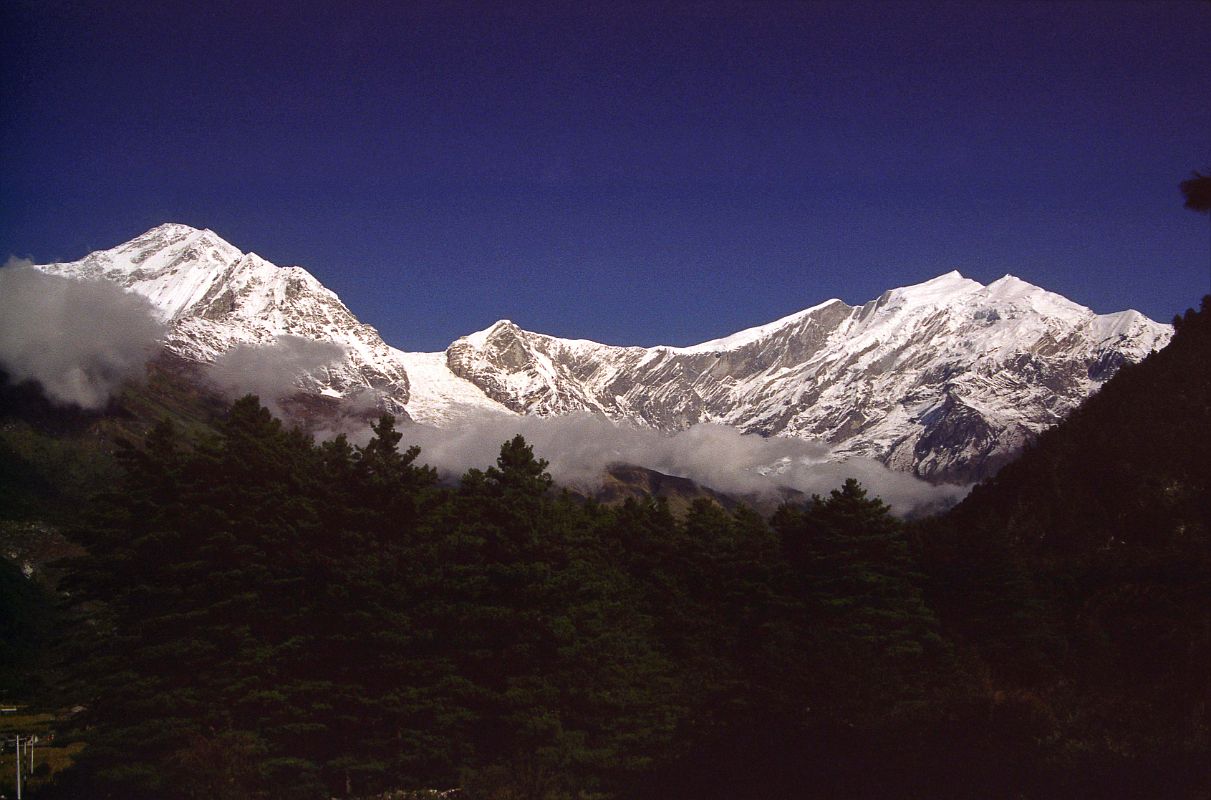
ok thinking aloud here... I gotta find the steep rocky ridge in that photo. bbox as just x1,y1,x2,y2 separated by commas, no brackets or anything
31,225,1172,483
35,223,419,416
446,273,1170,481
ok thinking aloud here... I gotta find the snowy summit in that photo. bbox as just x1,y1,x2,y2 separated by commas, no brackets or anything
34,224,1172,483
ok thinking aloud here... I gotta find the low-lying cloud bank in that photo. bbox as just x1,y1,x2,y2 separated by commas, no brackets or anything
0,261,965,514
208,334,347,416
400,412,969,516
0,263,166,408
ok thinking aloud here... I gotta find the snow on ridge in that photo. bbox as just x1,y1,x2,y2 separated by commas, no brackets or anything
33,223,416,415
980,274,1090,321
460,320,517,349
458,299,852,358
141,221,207,237
394,349,512,425
29,223,1176,484
673,298,846,354
886,270,982,304
458,319,648,356
452,271,1085,360
1089,308,1172,356
438,265,1172,482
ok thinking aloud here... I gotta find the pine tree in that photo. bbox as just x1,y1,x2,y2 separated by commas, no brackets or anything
781,479,946,724
52,416,209,799
56,398,334,799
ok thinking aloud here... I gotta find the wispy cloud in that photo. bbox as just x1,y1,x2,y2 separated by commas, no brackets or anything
399,412,968,515
0,263,166,409
206,334,348,417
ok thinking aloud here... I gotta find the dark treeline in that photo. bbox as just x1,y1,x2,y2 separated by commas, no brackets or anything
19,299,1211,799
47,402,958,799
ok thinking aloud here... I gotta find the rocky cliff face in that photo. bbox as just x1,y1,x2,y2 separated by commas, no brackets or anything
445,272,1170,482
34,225,1173,483
35,223,416,415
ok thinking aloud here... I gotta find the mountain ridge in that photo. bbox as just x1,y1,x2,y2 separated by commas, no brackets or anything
29,223,1173,483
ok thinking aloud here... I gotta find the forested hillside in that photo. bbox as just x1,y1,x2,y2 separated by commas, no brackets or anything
915,296,1211,797
2,300,1208,799
34,400,954,799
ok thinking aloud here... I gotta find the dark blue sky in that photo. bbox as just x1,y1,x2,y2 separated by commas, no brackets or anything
3,1,1208,351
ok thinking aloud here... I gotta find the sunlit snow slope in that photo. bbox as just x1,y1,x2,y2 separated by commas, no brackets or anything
35,224,1172,482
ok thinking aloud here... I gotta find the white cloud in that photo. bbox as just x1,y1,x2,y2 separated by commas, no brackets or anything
399,412,968,515
207,334,347,416
0,265,166,409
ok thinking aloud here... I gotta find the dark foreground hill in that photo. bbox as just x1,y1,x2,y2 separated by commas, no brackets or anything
2,300,1207,799
947,297,1209,554
914,296,1211,798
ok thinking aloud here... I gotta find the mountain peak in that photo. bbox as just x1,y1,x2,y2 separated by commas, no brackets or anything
986,274,1033,291
144,222,207,237
460,319,522,348
29,225,1174,483
122,223,242,261
912,270,972,288
883,270,982,308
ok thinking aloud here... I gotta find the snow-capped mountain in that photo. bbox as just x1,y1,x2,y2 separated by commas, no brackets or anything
32,224,1172,482
448,272,1171,481
34,223,489,419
